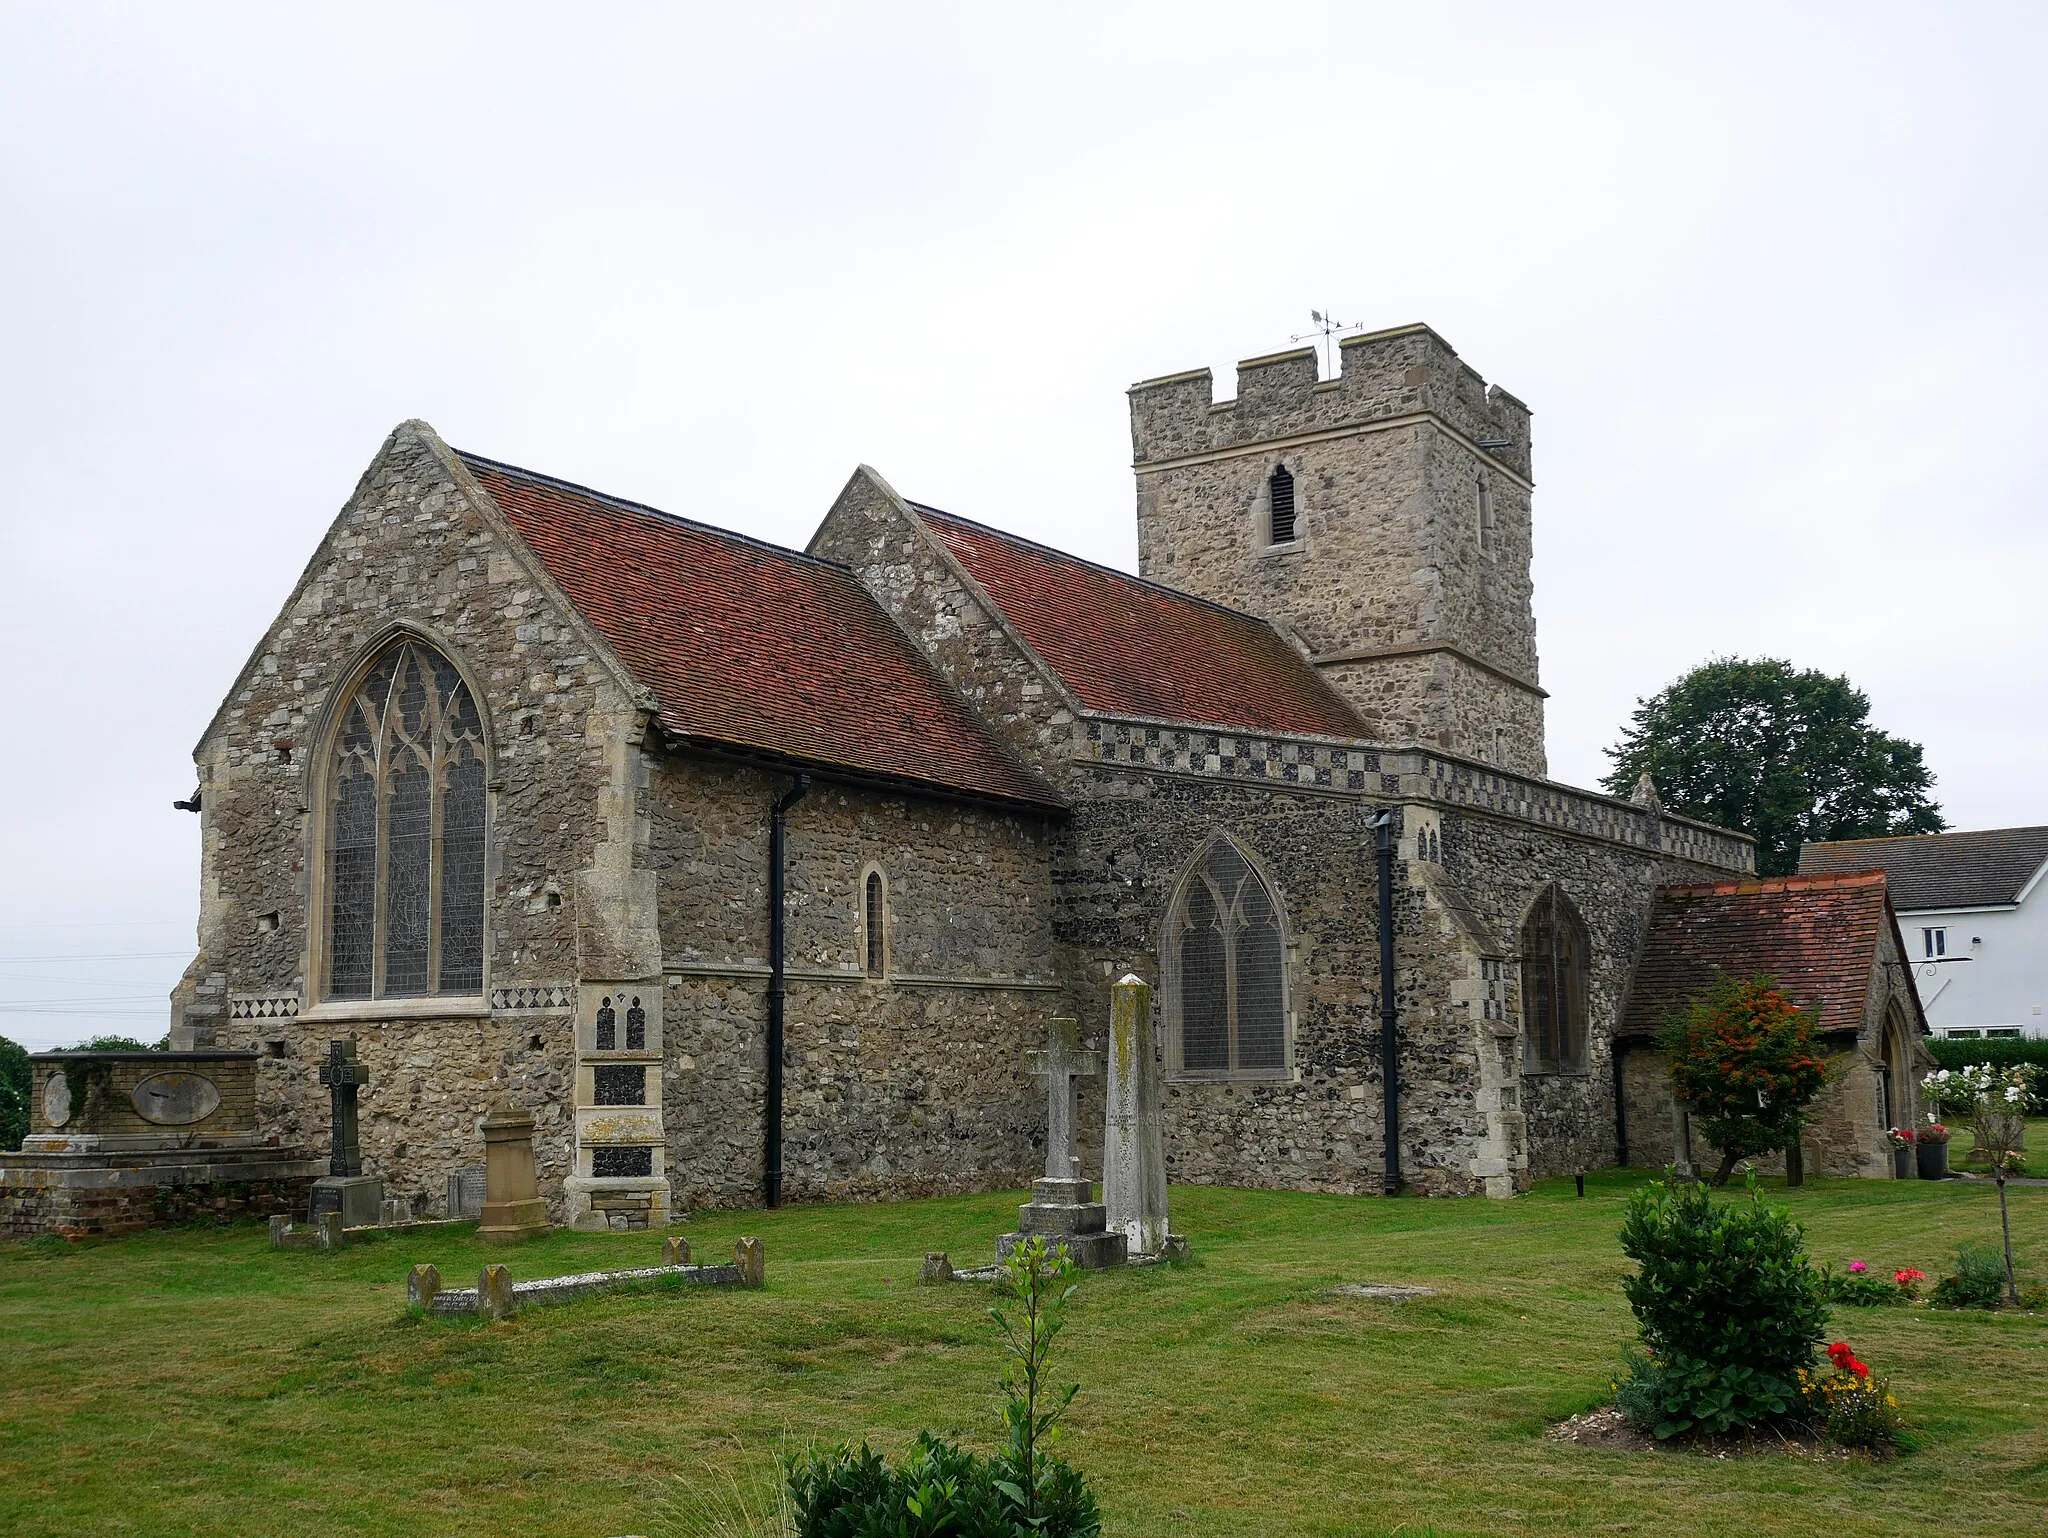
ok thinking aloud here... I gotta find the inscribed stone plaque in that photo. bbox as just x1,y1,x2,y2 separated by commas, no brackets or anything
41,1073,71,1128
130,1071,223,1127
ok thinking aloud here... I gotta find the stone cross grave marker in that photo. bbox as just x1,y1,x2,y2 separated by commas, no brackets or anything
1027,1016,1099,1180
317,1038,368,1178
310,1038,384,1228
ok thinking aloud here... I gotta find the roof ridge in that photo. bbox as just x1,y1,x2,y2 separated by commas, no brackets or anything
458,449,858,576
1662,870,1889,898
905,500,1283,628
1808,824,2048,848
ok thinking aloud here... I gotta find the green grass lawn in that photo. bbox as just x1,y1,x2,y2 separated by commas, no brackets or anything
1947,1115,2048,1170
2,1172,2045,1538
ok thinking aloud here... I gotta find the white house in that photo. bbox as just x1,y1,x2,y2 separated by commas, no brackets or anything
1800,826,2048,1040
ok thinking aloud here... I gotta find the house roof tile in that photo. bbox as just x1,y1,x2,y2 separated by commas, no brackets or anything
1798,826,2048,911
1619,870,1913,1039
464,454,1062,810
909,504,1368,739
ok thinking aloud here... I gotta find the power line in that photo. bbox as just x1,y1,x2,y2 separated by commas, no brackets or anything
0,952,189,964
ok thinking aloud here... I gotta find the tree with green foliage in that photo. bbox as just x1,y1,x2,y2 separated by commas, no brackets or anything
1602,657,1944,875
64,1034,167,1052
0,1034,30,1152
1659,975,1832,1185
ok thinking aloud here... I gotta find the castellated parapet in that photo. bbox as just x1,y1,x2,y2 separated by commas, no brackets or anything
1129,324,1546,777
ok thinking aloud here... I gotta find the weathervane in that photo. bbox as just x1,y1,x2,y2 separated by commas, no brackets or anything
1291,310,1368,376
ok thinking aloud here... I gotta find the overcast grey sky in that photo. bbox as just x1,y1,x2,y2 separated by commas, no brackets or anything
2,3,2042,1049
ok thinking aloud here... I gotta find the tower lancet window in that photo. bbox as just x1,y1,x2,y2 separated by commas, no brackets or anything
1267,464,1297,545
323,637,487,1001
1476,476,1496,553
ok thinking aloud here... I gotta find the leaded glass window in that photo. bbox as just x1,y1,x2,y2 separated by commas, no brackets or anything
1520,885,1589,1073
864,871,886,979
325,639,488,999
1166,837,1288,1075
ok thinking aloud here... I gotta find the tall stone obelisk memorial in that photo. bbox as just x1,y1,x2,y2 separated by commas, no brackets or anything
1103,974,1172,1257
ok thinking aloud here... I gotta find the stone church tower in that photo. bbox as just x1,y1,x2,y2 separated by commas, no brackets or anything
1129,323,1547,777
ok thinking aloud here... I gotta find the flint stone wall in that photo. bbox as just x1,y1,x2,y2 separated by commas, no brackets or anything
1054,757,1739,1197
646,753,1064,1209
177,421,626,1220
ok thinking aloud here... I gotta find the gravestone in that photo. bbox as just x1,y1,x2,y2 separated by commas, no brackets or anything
477,1103,551,1242
408,1263,443,1309
920,1251,954,1285
734,1236,765,1289
997,1016,1127,1270
662,1235,691,1266
1103,975,1176,1258
309,1039,384,1229
478,1263,516,1320
446,1165,487,1220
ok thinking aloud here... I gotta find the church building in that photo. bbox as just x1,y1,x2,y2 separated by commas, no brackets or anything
172,324,1785,1224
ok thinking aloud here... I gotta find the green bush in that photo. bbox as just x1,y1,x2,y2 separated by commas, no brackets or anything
1817,1265,1906,1307
784,1237,1101,1537
1930,1241,2010,1309
787,1434,1098,1538
1925,1038,2048,1113
0,1035,29,1152
1616,1172,1828,1437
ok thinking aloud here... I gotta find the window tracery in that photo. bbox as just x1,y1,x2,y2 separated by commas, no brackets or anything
1520,885,1589,1074
1164,836,1288,1075
324,638,487,1000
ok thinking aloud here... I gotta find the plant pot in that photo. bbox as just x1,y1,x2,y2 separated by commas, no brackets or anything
1892,1147,1914,1180
1917,1141,1949,1179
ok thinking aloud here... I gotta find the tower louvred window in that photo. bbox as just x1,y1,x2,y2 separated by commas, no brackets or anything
325,638,487,1000
1268,464,1297,544
1167,837,1288,1074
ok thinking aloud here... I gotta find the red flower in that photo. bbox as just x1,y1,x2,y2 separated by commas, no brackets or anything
1827,1342,1869,1376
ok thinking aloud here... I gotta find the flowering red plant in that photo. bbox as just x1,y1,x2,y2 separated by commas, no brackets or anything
1894,1268,1926,1287
1826,1341,1869,1377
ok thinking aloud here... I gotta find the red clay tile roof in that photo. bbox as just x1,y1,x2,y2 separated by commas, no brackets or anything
464,454,1061,810
910,504,1367,739
1619,870,1915,1038
1799,826,2048,911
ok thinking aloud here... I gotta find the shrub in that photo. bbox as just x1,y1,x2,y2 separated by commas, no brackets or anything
1797,1344,1904,1451
1930,1241,2010,1309
1657,976,1832,1185
1818,1263,1905,1307
1925,1037,2048,1112
1616,1171,1827,1437
787,1433,1097,1538
784,1237,1100,1538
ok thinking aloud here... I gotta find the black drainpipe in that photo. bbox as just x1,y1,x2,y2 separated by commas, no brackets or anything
1612,1037,1632,1166
1374,809,1402,1196
765,773,811,1208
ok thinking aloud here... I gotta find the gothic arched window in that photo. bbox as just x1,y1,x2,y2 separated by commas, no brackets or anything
1268,464,1298,544
1520,885,1589,1073
324,638,487,1000
1164,837,1288,1075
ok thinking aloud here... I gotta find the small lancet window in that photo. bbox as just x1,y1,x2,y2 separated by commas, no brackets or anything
863,871,886,979
1166,837,1288,1075
1476,477,1496,552
324,637,487,1000
1520,885,1590,1074
1267,464,1297,544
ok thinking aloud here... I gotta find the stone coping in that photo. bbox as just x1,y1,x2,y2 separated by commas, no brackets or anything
27,1049,259,1062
